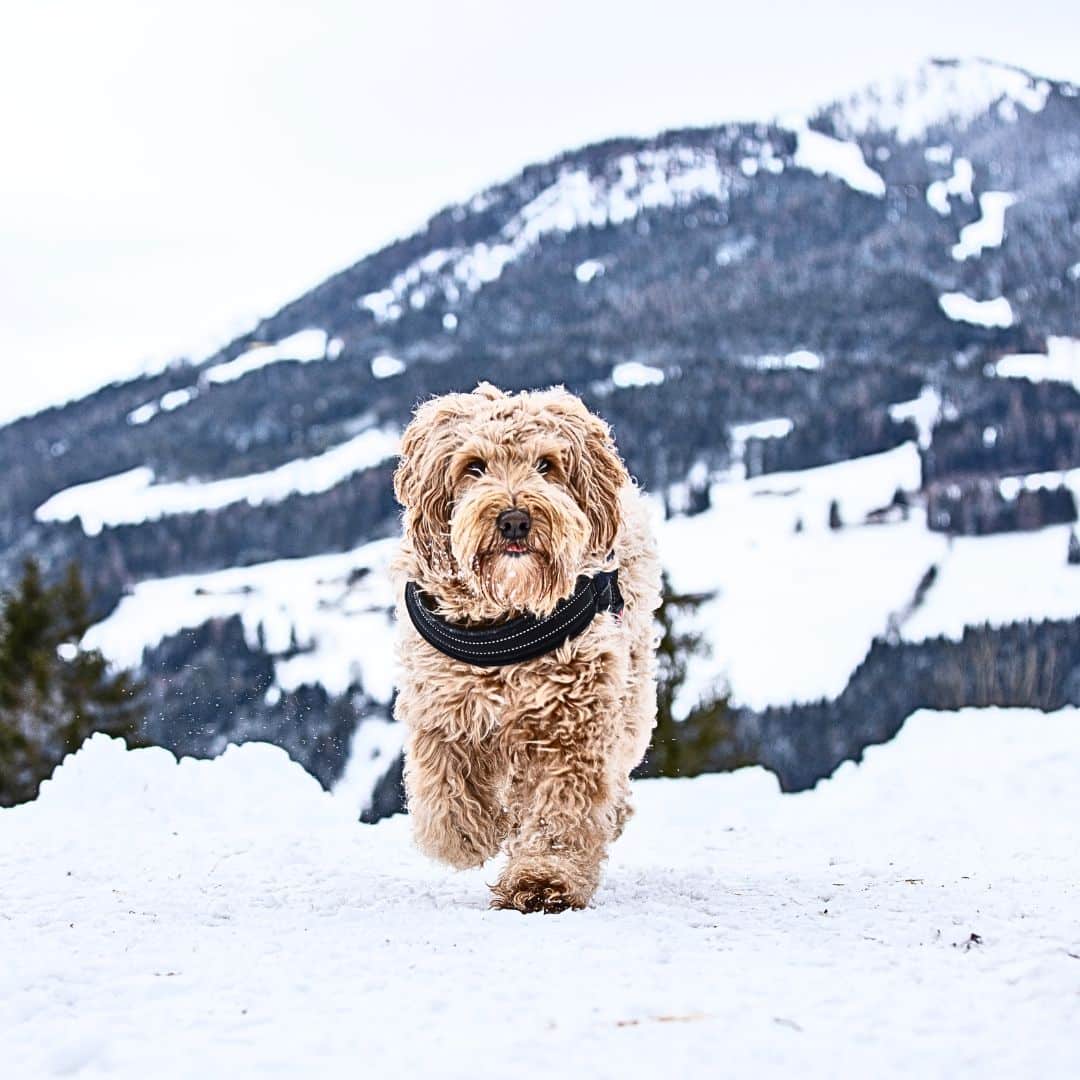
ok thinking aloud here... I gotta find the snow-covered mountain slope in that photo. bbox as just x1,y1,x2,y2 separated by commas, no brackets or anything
2,707,1077,1078
1,55,1079,799
73,433,1080,723
818,57,1055,143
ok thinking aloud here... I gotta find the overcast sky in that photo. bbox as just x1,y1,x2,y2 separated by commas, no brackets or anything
2,0,1078,424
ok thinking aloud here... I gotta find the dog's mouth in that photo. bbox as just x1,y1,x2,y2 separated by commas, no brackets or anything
503,541,530,557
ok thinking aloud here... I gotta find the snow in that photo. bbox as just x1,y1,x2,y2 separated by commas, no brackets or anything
753,349,823,371
991,337,1080,390
35,425,400,535
730,417,794,444
83,538,399,700
997,465,1080,502
1069,262,1080,282
951,192,1017,260
938,292,1014,329
3,707,1078,1078
612,361,665,389
925,156,974,215
828,58,1052,143
575,258,605,283
126,386,199,426
714,235,755,266
125,334,332,427
204,329,330,384
332,717,406,818
923,143,953,165
902,523,1080,642
71,443,958,716
888,386,941,449
658,444,937,711
371,353,406,379
791,125,886,197
360,148,735,323
126,401,159,425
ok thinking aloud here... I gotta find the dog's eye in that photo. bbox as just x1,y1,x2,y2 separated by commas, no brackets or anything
464,459,486,477
536,457,553,475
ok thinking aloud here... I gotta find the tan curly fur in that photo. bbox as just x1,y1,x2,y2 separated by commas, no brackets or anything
391,383,662,913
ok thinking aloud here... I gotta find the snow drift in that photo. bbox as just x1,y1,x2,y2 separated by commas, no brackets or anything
2,708,1078,1078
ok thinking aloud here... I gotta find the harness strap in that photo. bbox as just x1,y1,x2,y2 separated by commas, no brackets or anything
404,569,624,668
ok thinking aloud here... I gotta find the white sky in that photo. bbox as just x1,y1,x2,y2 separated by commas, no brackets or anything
2,0,1078,424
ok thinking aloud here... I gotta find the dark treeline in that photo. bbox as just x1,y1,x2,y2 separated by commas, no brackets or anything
747,406,916,476
923,379,1080,483
0,561,142,806
139,615,387,790
658,618,1080,793
927,478,1077,535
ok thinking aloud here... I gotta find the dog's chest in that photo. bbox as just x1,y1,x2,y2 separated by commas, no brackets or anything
451,617,625,736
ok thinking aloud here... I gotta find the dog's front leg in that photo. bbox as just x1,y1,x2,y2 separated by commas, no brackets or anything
492,718,616,913
404,725,507,870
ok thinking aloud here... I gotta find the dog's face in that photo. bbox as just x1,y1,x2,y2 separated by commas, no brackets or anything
395,384,628,614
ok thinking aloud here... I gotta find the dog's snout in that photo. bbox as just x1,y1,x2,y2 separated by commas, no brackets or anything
497,508,531,541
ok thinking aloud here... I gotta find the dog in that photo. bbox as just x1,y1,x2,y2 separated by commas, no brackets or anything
391,383,661,912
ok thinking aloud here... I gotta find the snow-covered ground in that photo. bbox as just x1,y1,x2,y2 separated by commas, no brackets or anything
827,58,1051,143
901,524,1080,642
83,538,399,701
660,443,938,711
951,192,1017,260
74,435,1080,718
204,329,337,384
360,147,739,323
35,425,400,535
2,707,1077,1079
926,156,974,215
789,124,886,197
124,330,342,428
991,337,1080,391
938,292,1015,328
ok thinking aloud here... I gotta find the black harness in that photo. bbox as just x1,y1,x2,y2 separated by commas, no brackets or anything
404,569,624,668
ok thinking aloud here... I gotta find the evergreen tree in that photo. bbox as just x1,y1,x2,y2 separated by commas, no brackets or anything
1069,529,1080,566
644,573,734,777
828,499,843,530
0,560,143,807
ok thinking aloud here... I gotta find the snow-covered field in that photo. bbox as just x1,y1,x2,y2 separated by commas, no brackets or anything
35,425,400,535
73,433,1080,719
83,538,399,701
2,707,1077,1078
991,337,1080,391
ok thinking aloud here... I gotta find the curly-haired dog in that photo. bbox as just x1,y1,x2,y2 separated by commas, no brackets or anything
391,383,661,912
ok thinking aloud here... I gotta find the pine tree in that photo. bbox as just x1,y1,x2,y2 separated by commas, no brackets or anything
828,499,843,530
1068,529,1080,566
0,560,143,806
645,573,732,777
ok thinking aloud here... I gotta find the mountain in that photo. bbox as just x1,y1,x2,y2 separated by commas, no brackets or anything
2,58,1078,811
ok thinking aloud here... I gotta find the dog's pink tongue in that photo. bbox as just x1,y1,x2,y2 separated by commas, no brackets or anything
506,542,527,554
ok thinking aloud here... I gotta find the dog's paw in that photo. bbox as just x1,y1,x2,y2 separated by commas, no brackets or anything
490,868,589,914
415,826,491,870
410,812,507,868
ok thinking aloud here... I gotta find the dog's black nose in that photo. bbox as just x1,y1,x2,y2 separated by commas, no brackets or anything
497,508,531,540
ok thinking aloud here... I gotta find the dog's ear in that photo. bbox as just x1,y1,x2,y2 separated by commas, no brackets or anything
577,410,628,554
543,389,628,555
395,395,471,565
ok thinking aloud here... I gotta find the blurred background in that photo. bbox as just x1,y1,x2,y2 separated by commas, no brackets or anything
2,0,1079,816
